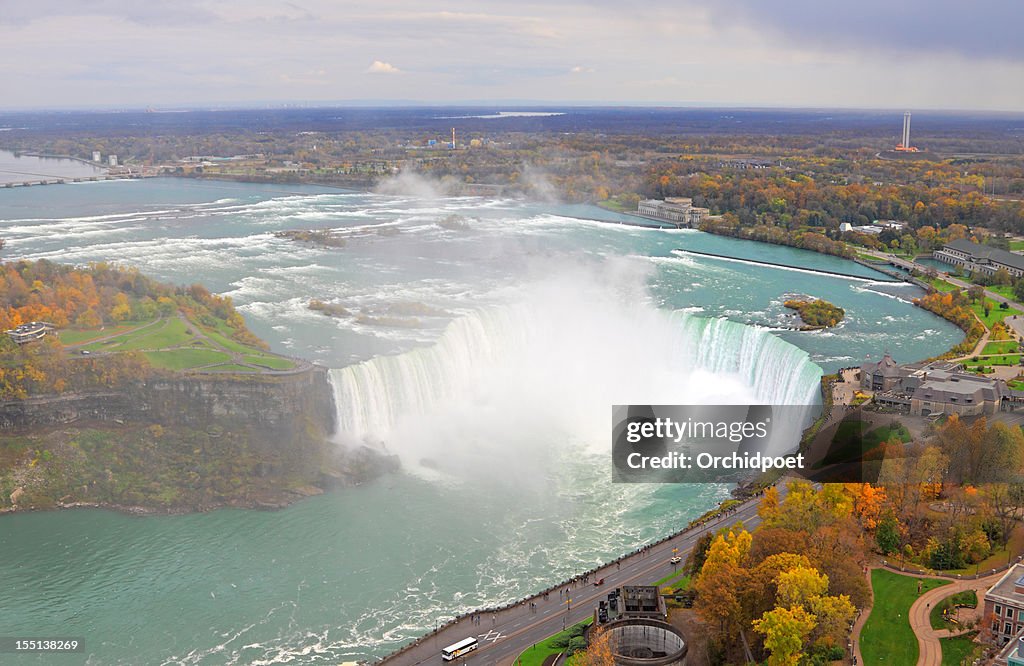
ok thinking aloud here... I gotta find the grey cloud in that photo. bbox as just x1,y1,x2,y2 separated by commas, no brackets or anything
1,0,220,27
585,0,1024,62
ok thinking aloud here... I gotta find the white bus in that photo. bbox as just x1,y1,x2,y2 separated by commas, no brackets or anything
441,637,478,661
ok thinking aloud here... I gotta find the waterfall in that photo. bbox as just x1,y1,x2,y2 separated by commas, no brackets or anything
328,301,822,456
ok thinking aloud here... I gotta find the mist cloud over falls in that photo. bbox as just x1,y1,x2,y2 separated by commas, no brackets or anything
328,257,820,485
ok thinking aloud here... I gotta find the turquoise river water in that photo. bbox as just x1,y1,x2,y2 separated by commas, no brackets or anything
0,178,960,664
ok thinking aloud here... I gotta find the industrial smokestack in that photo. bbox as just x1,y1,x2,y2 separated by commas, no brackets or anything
902,112,911,148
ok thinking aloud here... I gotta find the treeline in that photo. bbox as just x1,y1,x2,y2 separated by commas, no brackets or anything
700,214,855,258
650,169,1024,235
912,290,986,357
870,416,1024,571
0,338,150,400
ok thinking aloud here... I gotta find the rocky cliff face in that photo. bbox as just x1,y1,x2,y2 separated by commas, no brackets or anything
0,367,398,513
0,367,336,435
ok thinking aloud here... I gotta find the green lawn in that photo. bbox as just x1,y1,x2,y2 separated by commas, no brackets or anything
242,354,295,370
1010,240,1024,251
939,631,982,666
925,277,958,293
111,317,192,351
58,319,154,345
930,590,978,630
986,285,1017,300
515,619,592,666
143,349,231,371
200,324,265,354
865,424,911,446
970,298,1021,329
204,363,260,373
964,354,1021,367
982,340,1022,355
861,570,949,666
79,317,194,352
821,421,906,465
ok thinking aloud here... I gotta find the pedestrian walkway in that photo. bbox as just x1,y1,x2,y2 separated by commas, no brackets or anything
908,570,1003,666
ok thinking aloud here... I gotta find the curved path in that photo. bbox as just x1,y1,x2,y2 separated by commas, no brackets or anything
909,570,1003,666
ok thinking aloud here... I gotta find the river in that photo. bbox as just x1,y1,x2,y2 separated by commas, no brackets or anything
0,178,960,664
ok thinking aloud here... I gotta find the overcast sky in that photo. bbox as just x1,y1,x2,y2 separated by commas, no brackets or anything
2,0,1022,111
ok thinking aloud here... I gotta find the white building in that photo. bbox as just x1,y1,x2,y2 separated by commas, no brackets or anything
637,198,709,227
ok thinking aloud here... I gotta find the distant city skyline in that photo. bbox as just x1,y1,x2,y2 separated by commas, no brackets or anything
2,0,1023,111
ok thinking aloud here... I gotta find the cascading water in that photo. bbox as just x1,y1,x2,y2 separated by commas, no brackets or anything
328,272,823,472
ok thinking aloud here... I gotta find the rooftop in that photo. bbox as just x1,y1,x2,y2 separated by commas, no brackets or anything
943,239,1024,273
987,563,1024,605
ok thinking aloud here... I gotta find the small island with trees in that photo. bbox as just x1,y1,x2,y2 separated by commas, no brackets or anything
783,297,845,329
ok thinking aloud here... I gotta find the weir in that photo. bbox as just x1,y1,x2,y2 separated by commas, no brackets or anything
671,248,900,283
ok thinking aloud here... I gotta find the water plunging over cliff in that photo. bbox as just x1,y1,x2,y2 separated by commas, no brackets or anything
328,274,823,472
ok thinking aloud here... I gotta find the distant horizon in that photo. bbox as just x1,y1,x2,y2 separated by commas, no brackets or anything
3,101,1024,116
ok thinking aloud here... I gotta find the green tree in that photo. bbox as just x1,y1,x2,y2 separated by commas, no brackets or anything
875,513,901,554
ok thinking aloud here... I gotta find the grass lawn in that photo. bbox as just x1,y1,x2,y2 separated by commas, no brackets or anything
964,354,1021,368
79,317,194,352
515,619,592,666
822,421,906,465
970,298,1021,329
982,340,1022,355
143,349,231,371
1011,240,1024,251
113,317,193,351
939,631,982,666
597,198,630,213
986,284,1017,300
865,424,911,446
925,277,958,293
201,324,262,354
242,354,295,370
58,319,154,345
930,590,978,630
861,569,949,666
204,363,260,373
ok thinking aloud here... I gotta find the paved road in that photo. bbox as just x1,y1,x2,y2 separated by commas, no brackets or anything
376,494,768,666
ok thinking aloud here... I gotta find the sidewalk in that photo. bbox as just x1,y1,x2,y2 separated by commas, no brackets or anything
908,570,1004,666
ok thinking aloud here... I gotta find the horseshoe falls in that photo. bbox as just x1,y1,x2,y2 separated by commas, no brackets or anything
0,179,961,665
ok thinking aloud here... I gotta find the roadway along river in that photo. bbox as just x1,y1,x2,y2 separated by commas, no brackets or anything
380,491,769,666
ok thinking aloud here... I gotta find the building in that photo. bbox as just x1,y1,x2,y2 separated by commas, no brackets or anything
860,353,903,391
92,151,101,163
985,564,1024,648
861,355,1007,416
933,239,1024,279
108,154,118,167
996,631,1024,666
637,198,709,227
4,321,55,345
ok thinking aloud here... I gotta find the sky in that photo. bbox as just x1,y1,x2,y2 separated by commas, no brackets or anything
2,0,1023,111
